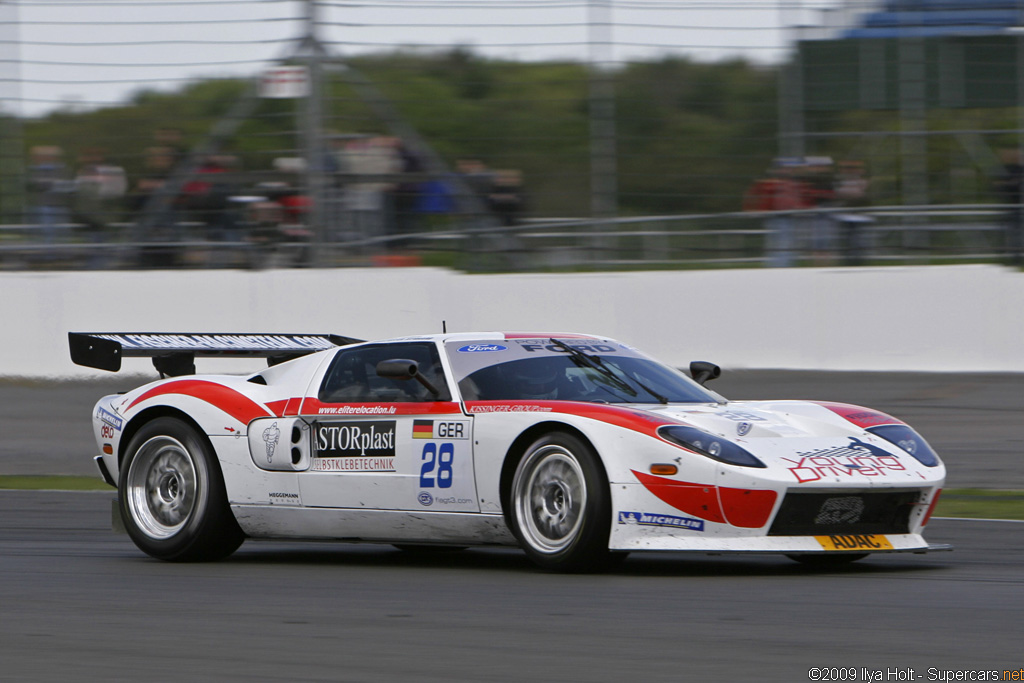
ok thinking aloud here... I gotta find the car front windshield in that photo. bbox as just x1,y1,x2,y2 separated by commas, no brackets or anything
446,338,721,404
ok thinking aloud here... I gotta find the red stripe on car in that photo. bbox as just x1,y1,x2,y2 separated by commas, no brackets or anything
464,400,679,436
632,470,778,529
814,401,903,428
128,379,273,424
502,333,599,339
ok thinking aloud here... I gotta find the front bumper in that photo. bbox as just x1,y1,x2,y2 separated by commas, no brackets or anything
94,455,117,488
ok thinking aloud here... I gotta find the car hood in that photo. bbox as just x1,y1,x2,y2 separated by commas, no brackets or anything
646,400,863,440
635,400,943,483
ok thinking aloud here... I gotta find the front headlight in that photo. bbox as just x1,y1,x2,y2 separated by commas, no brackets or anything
866,424,940,467
657,425,766,468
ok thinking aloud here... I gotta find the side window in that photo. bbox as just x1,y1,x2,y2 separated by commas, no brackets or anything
319,343,451,403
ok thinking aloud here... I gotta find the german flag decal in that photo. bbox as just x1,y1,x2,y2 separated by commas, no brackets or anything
412,420,433,439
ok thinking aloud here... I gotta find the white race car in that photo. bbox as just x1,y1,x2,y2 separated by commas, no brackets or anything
70,331,949,571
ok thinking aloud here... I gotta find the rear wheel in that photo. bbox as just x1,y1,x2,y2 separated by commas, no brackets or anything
509,432,613,572
119,417,243,561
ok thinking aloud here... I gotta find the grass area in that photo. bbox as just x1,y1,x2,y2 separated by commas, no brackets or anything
934,489,1024,521
0,475,113,491
0,477,1021,520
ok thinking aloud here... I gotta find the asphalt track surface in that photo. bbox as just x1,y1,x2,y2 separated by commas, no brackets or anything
1,373,1023,681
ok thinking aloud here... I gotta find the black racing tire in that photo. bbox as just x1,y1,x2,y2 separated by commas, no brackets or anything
118,417,244,562
786,553,869,567
508,431,613,572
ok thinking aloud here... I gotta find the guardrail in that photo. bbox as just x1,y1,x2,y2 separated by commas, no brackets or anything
0,204,1015,271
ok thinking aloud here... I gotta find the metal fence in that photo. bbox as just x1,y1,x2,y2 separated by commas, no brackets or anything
0,204,1014,272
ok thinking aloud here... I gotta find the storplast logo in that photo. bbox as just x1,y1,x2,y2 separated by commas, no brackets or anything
457,344,507,353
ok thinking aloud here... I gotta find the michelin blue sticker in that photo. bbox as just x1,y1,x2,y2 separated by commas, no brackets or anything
457,344,507,353
96,406,123,431
618,511,704,531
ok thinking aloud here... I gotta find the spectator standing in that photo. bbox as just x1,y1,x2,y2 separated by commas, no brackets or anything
72,147,127,269
343,136,402,248
456,158,495,206
130,145,181,267
743,158,807,268
26,145,72,260
392,140,424,242
833,160,872,266
181,154,240,266
488,169,526,226
801,156,836,266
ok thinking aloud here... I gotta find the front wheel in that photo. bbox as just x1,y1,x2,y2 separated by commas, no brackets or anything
509,432,613,572
119,417,243,561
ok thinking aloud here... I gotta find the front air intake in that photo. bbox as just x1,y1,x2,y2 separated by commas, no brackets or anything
768,490,919,536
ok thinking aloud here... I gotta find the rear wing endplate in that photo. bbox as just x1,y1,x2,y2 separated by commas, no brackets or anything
69,332,363,377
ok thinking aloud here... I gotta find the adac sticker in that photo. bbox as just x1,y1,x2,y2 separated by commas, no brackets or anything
457,344,507,353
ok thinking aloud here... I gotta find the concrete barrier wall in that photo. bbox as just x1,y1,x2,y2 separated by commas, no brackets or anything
5,264,1023,378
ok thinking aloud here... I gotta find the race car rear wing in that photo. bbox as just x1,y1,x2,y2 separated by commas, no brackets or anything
69,332,363,377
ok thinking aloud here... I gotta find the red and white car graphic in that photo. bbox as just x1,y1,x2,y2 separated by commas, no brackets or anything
71,331,949,571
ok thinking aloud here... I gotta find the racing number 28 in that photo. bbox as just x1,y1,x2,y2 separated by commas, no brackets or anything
419,443,454,489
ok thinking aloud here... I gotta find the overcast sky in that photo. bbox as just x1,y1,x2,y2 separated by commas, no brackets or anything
2,0,857,117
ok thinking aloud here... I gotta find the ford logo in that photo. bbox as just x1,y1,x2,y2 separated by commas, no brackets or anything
457,344,507,353
417,491,434,506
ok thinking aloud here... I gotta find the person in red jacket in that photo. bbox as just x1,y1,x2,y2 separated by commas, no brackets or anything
743,158,809,267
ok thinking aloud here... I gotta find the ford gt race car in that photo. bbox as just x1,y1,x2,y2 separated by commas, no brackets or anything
70,331,949,571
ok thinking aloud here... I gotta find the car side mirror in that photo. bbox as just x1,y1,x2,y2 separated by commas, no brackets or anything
689,361,721,386
376,359,440,397
377,359,418,380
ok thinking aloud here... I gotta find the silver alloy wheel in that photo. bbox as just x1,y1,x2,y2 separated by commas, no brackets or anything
125,435,198,540
514,445,587,554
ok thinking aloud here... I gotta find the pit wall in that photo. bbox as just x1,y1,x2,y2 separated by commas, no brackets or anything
6,264,1022,378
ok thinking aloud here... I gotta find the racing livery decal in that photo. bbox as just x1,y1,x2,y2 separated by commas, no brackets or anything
782,437,905,483
301,399,462,417
412,420,433,439
618,511,705,532
465,401,679,437
457,344,507,353
96,332,336,353
311,420,396,472
96,406,123,431
515,340,619,354
262,422,281,463
268,491,301,506
412,419,469,440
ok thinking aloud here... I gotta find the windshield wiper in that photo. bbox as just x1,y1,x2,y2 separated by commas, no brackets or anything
548,338,669,404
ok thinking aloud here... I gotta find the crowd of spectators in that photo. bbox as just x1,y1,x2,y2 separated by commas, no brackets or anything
21,130,527,269
27,136,1019,270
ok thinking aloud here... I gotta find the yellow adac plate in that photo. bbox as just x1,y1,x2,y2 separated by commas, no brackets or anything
815,534,894,551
